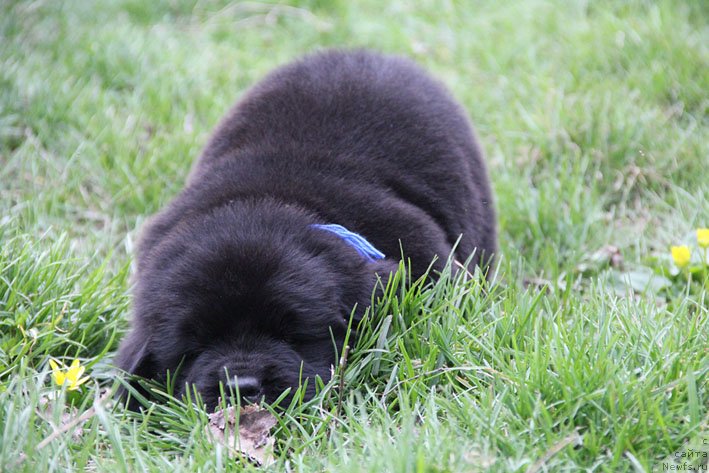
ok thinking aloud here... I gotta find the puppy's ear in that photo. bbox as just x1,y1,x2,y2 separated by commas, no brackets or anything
115,331,156,410
116,331,155,377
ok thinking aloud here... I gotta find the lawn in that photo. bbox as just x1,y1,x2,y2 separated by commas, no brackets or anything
1,0,707,471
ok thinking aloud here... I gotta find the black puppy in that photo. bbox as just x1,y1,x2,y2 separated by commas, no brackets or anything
116,49,496,410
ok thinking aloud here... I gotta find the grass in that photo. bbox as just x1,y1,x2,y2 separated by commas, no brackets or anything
1,0,707,471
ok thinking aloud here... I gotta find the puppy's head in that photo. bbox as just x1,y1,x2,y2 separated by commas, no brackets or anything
117,200,394,410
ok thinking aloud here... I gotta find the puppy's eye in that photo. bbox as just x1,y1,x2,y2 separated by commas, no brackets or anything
276,312,298,336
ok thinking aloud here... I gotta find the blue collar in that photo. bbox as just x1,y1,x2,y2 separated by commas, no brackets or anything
311,224,385,262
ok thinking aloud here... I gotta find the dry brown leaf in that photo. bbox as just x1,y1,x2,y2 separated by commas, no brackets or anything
206,405,277,466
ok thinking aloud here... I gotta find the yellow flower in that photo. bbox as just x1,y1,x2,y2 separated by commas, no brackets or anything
49,359,90,391
697,228,709,249
670,245,691,269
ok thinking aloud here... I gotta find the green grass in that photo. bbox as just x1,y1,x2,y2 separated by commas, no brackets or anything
1,0,707,471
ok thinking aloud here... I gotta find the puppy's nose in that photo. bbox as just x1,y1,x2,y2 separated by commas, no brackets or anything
228,375,262,401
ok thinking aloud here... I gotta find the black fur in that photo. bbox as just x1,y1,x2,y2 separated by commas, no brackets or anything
116,49,496,410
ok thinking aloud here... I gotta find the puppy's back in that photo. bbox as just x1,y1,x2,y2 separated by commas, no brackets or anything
157,50,496,276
